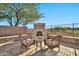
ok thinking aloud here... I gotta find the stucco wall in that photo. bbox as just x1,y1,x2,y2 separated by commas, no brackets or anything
61,37,79,45
0,26,28,37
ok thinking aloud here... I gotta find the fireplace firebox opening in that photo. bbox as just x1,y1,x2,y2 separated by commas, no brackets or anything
36,31,43,36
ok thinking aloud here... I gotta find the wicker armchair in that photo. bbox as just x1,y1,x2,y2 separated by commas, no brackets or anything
44,35,62,51
19,34,35,49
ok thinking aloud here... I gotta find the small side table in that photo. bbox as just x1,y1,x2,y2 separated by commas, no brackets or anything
34,37,44,51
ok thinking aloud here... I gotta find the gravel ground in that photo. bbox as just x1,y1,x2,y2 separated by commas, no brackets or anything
0,41,22,56
0,39,9,44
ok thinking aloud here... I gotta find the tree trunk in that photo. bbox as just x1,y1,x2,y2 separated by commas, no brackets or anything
15,11,19,26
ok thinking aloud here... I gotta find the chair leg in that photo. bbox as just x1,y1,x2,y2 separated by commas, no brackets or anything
49,46,53,51
25,45,28,50
58,46,60,52
36,41,38,51
40,41,42,51
20,45,23,54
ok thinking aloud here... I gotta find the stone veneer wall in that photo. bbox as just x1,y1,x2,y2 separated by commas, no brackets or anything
0,26,28,37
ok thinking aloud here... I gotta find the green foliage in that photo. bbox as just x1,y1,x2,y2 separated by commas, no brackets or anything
62,27,69,32
0,3,44,26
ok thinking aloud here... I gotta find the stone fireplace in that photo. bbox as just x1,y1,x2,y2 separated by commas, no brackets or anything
34,23,45,36
33,23,47,40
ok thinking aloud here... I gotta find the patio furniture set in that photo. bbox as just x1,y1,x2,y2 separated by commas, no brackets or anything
19,23,62,53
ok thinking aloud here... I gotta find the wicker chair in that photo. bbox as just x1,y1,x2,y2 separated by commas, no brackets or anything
19,34,35,49
44,35,62,51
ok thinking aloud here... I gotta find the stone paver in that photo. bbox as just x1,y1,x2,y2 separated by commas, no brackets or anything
57,45,75,56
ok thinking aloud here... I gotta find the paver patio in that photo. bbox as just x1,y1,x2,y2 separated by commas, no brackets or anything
0,40,78,56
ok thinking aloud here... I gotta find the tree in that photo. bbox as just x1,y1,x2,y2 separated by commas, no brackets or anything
0,3,44,26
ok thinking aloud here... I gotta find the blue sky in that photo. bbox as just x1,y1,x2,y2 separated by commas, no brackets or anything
37,3,79,25
1,3,79,28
